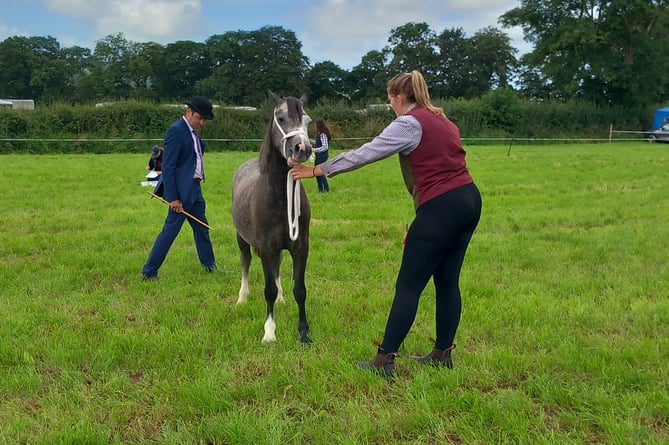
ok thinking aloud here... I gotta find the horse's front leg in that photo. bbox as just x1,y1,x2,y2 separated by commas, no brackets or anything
236,233,252,304
274,251,285,304
291,246,311,344
260,252,281,343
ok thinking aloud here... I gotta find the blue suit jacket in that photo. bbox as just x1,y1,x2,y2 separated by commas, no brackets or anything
153,117,205,208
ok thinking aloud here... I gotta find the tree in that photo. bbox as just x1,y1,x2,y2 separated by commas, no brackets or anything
198,32,246,103
467,27,518,96
348,50,390,102
435,28,473,98
83,33,138,100
500,0,669,106
0,36,68,102
24,36,67,102
513,63,556,100
304,61,348,103
158,40,210,100
127,42,165,100
385,22,439,80
199,26,308,106
60,45,92,102
0,37,31,98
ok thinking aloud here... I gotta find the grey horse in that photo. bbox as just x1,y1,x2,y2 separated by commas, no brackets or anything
232,91,313,343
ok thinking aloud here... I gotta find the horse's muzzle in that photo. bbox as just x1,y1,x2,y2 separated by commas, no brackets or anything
288,135,312,162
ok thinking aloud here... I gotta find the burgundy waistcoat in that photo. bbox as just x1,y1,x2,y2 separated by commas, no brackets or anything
399,106,473,209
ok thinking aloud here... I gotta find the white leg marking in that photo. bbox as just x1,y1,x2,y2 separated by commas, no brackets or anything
262,314,277,343
237,273,249,304
276,276,285,303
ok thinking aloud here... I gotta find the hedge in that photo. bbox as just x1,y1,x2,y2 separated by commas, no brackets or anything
0,95,656,154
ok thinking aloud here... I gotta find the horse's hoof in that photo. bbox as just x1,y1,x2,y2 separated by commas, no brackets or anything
299,332,312,344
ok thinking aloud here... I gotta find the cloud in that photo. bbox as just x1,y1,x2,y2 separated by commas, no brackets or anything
44,0,99,17
302,0,436,68
0,22,27,40
43,0,204,44
302,0,523,69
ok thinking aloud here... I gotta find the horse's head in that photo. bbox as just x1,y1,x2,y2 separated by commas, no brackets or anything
268,91,312,164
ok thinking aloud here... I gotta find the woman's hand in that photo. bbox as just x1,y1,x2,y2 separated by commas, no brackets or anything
290,164,315,180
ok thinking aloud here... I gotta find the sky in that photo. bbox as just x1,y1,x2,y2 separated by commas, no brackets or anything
1,0,531,70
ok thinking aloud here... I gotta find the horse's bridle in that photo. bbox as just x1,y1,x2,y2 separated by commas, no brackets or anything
272,108,311,241
272,110,310,160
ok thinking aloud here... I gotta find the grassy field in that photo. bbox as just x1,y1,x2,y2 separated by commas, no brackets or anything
0,143,667,444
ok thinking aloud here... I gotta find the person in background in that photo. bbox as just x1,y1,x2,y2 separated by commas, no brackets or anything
313,118,331,192
141,96,217,280
289,70,482,379
146,145,163,176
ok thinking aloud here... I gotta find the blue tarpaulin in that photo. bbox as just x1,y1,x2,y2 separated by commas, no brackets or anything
653,106,669,129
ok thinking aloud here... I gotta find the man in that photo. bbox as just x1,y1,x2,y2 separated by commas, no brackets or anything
141,96,216,280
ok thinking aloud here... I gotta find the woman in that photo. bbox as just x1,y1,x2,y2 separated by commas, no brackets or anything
313,118,331,192
290,70,482,378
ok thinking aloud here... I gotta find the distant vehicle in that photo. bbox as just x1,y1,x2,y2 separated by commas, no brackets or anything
645,122,669,143
0,99,35,110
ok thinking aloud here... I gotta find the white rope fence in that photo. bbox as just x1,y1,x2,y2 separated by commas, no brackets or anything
0,127,653,145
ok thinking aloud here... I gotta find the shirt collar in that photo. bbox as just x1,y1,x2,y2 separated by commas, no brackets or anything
182,116,196,133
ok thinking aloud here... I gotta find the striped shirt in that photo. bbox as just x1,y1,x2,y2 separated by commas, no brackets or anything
319,104,422,177
183,116,204,179
314,133,330,153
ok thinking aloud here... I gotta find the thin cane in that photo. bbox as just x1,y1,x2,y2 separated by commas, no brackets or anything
146,191,214,231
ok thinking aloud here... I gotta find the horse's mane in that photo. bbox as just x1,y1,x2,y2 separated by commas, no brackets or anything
258,96,304,174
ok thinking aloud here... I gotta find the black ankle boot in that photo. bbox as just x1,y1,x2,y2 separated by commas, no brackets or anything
409,344,455,369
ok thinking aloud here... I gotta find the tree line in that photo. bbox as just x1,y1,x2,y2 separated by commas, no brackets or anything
0,1,667,113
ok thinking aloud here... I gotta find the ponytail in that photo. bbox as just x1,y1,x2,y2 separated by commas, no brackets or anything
387,70,444,117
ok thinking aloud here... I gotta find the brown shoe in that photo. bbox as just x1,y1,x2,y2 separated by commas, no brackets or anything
409,344,455,368
357,343,398,380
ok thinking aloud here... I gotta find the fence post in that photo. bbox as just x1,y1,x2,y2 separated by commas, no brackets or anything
609,123,613,143
507,138,514,157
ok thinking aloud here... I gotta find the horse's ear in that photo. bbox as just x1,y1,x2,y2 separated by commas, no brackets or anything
300,94,308,107
267,90,281,106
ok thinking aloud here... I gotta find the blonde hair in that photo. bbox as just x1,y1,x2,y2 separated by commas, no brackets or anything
387,70,444,116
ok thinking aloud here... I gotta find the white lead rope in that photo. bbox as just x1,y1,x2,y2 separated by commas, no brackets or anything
286,174,301,241
273,111,308,241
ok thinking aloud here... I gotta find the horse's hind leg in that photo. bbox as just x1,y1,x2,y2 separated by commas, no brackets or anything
236,233,252,304
291,248,311,344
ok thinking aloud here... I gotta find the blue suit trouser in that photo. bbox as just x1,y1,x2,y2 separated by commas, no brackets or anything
142,183,215,276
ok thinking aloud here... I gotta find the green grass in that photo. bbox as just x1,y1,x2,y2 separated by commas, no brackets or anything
0,143,668,444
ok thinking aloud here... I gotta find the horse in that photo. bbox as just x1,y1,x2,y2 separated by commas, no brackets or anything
231,91,313,344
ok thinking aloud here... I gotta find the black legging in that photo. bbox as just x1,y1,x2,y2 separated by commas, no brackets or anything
380,182,482,353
